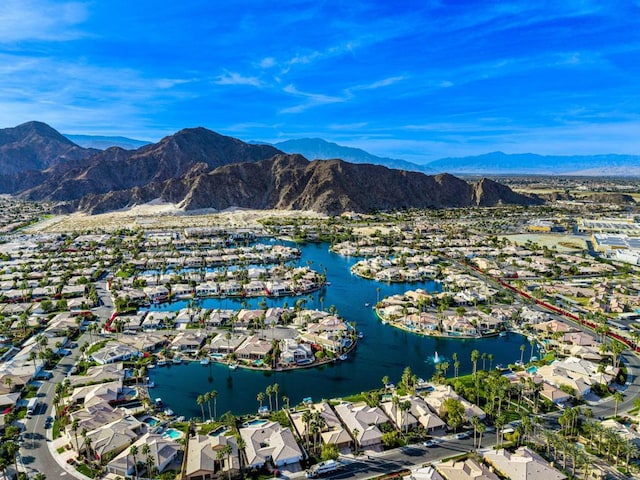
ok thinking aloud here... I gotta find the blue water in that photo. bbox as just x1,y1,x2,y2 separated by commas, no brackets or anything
149,242,529,418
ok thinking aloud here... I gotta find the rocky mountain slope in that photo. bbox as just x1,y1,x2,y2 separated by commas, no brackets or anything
20,127,283,201
0,121,541,215
0,121,96,174
71,154,542,215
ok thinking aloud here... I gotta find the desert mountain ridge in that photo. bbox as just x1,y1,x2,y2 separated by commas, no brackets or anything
0,121,542,215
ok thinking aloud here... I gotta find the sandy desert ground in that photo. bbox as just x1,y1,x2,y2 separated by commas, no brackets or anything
25,201,326,233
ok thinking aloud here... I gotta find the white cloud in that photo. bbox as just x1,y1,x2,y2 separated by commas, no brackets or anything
259,57,276,68
280,84,348,113
0,0,89,42
214,71,263,87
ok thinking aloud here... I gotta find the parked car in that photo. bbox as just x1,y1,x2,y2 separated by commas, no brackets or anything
455,431,471,440
423,440,439,447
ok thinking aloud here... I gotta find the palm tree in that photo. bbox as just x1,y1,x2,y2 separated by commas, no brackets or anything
129,444,139,479
471,349,480,378
197,394,205,421
302,411,312,448
257,392,265,409
488,353,494,370
71,419,80,451
529,338,536,362
222,444,234,480
141,444,152,477
382,375,390,392
282,395,290,411
352,427,360,454
236,434,247,474
266,385,274,411
452,352,459,378
273,383,280,411
471,415,481,449
205,391,213,421
211,390,218,421
613,390,624,417
519,344,526,364
481,352,487,371
4,440,18,479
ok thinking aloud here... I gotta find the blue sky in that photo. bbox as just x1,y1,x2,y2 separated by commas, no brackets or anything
1,0,639,163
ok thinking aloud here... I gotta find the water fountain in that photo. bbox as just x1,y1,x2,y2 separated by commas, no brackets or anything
433,351,440,363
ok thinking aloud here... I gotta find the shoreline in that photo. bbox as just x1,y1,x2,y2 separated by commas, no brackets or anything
374,307,504,340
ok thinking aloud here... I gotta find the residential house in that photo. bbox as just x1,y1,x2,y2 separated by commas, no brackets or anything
184,433,240,480
280,339,314,365
107,433,181,477
235,335,272,361
90,342,140,365
78,416,143,461
334,402,387,449
484,447,567,480
239,421,304,469
291,402,352,450
436,458,500,480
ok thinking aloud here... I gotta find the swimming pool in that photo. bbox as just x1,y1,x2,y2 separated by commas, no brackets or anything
526,366,538,374
144,417,160,427
242,419,268,428
162,428,183,440
208,425,229,437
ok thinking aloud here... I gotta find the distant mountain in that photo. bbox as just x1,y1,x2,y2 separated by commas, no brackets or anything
64,134,151,150
0,121,540,215
272,138,435,173
426,151,640,175
70,154,541,215
20,127,283,201
0,121,96,174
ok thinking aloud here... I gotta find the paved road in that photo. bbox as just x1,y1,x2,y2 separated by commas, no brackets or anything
19,279,113,479
288,436,477,480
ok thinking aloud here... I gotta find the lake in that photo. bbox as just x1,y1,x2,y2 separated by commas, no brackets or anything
148,242,530,417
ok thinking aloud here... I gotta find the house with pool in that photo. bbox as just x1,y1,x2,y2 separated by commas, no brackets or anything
107,432,181,477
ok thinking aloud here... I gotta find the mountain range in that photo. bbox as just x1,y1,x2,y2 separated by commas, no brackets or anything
0,121,541,215
63,131,639,177
425,151,640,175
270,138,435,173
64,134,151,150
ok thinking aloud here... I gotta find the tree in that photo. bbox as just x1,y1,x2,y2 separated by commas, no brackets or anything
205,391,212,421
222,444,234,480
273,383,280,411
71,419,80,451
321,443,339,461
352,427,360,454
266,385,274,411
4,440,19,480
257,392,265,409
471,350,480,378
302,411,312,448
519,344,526,364
441,398,465,432
471,415,481,450
129,444,139,479
211,390,218,421
141,444,152,478
197,395,205,421
382,375,390,392
613,391,624,417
